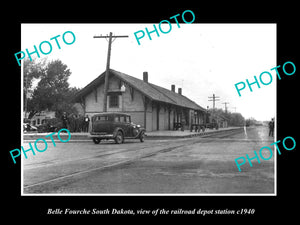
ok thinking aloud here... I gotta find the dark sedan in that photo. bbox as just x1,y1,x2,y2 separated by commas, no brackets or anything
89,113,146,144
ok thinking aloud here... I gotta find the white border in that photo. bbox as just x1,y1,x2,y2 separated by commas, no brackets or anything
20,23,277,197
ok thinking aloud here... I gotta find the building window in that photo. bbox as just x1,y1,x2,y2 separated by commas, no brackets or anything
109,94,119,108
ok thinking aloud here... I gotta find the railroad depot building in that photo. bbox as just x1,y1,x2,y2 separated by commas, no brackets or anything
74,69,206,132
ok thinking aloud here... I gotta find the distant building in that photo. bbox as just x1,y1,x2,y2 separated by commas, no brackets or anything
30,110,55,126
74,69,206,131
208,110,229,128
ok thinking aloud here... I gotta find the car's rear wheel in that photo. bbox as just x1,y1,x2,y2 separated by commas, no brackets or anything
93,138,101,144
115,131,123,144
139,131,145,142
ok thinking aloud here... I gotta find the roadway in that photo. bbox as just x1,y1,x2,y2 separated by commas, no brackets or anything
22,126,275,194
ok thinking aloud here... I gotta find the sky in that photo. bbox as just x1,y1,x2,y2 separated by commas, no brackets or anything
21,23,276,121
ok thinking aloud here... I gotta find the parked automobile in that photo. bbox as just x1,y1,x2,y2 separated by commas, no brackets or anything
23,123,38,132
36,119,62,133
37,123,59,133
90,113,146,144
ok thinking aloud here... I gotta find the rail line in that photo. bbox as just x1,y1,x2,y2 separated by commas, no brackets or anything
23,142,188,190
23,130,247,191
23,141,169,170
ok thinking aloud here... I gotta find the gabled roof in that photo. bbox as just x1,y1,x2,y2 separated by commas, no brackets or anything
74,69,205,111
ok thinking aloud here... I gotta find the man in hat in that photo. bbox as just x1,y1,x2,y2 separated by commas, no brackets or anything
268,118,274,137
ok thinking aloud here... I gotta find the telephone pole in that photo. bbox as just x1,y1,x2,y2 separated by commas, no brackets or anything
208,94,220,110
222,102,230,113
93,32,128,112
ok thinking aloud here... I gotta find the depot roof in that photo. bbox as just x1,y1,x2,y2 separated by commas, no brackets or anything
74,69,206,111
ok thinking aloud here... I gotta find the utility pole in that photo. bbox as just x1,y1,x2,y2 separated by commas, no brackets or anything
93,32,128,112
24,61,29,119
222,102,230,113
208,94,220,110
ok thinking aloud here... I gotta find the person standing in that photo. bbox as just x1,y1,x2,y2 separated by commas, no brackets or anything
62,112,68,130
268,118,274,137
83,115,90,132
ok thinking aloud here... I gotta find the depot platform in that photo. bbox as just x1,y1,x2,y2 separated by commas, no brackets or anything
23,127,244,141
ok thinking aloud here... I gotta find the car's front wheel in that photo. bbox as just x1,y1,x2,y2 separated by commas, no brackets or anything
93,138,101,144
139,131,145,142
115,131,124,144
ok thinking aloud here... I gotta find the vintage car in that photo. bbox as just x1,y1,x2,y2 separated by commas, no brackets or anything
89,113,146,144
23,123,38,132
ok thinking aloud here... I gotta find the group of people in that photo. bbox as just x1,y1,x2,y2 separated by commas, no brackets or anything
62,112,90,132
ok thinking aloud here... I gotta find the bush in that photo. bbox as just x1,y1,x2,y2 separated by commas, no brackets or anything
67,115,84,132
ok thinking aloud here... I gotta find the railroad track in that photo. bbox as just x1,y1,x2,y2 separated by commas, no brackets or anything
23,141,188,191
23,130,247,192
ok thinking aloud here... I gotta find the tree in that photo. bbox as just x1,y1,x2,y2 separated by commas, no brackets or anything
228,112,245,126
27,59,79,119
23,58,46,115
207,108,245,126
245,117,258,126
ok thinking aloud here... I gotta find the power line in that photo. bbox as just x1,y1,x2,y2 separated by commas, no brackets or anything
93,32,128,112
208,94,220,109
222,102,230,113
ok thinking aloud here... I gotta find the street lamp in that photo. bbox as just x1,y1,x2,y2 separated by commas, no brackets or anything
120,83,126,92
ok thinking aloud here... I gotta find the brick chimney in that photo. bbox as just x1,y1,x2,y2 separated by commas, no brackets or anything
143,72,148,83
171,84,175,92
178,88,182,95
